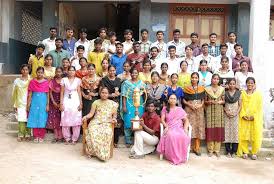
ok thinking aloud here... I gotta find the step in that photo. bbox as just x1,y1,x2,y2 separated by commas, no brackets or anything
262,138,274,148
6,121,18,131
263,129,274,138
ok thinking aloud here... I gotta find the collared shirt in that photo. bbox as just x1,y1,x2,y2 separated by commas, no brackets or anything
150,41,167,59
182,56,196,73
139,40,151,55
226,42,236,59
87,51,106,75
208,44,220,57
63,37,77,57
41,37,56,55
167,40,186,58
141,112,160,138
232,55,253,73
110,53,127,75
194,54,216,72
48,49,71,67
70,56,81,70
122,41,134,54
74,39,90,58
88,38,110,53
166,57,181,75
150,56,164,73
235,71,254,90
126,52,147,72
107,43,117,57
188,43,201,57
215,54,233,73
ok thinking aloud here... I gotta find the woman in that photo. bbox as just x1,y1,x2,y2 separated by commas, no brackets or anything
214,56,234,88
27,67,49,143
157,94,191,165
98,56,110,78
117,61,131,82
60,66,82,145
75,57,89,79
224,78,241,157
183,72,205,156
82,87,118,161
100,65,122,147
43,54,56,80
81,64,101,117
204,74,225,157
177,61,191,89
146,71,166,115
138,60,152,84
47,67,63,143
198,60,213,87
159,62,171,86
121,67,146,147
237,77,263,160
235,60,254,90
12,64,31,141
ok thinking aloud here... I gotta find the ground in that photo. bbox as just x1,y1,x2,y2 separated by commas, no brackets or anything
0,114,273,184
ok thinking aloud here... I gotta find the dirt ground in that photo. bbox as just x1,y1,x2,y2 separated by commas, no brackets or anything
0,115,273,184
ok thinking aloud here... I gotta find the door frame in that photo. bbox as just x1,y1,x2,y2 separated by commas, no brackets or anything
169,3,229,43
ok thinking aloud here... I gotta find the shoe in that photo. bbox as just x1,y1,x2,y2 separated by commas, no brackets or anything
251,154,257,160
215,152,221,158
129,154,145,159
231,153,236,158
194,151,201,156
208,152,213,157
64,140,70,145
227,153,231,158
17,137,23,142
25,137,31,142
243,153,248,159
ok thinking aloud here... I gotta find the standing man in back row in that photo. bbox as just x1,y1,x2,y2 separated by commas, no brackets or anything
139,29,151,56
89,27,110,53
167,29,186,58
150,31,167,59
41,27,57,55
63,26,77,57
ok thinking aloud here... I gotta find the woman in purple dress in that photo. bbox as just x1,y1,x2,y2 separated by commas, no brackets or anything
47,67,63,143
157,94,191,165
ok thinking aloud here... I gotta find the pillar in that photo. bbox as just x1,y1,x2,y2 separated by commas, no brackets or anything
139,0,151,40
42,0,57,38
237,3,250,55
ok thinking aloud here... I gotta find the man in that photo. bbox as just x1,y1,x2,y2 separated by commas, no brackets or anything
150,31,167,59
129,100,160,159
208,33,220,57
70,45,85,70
88,38,105,75
110,42,127,75
139,29,151,55
167,29,186,58
126,41,147,72
194,43,216,72
89,27,110,53
41,27,57,55
74,28,90,58
149,46,162,73
63,27,77,57
49,38,70,67
215,44,232,72
232,43,253,73
189,32,201,57
123,29,134,55
226,32,237,59
166,45,180,75
182,45,195,73
28,44,45,78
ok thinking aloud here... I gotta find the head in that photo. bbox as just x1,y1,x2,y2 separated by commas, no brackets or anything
168,45,176,58
228,78,237,90
109,31,117,43
143,60,151,72
94,38,103,51
228,32,237,43
65,27,74,38
115,42,124,54
168,94,177,107
185,45,193,57
99,87,109,100
79,57,88,68
55,67,63,78
87,64,96,76
156,31,164,41
146,100,156,113
240,60,249,72
161,63,168,73
124,29,133,41
123,61,131,72
180,60,188,72
49,27,57,38
211,74,220,86
130,67,139,80
98,27,107,39
151,71,160,83
201,43,209,54
209,33,217,44
76,45,85,57
191,72,199,85
220,56,229,69
171,73,178,84
173,29,181,41
68,66,76,77
133,41,141,53
246,77,256,91
20,64,29,76
101,56,110,70
190,32,199,43
108,65,116,77
234,44,243,55
36,66,44,79
199,60,208,72
36,44,45,55
62,58,70,69
79,28,87,40
220,44,228,55
141,29,149,40
44,54,53,66
55,38,63,49
150,47,159,58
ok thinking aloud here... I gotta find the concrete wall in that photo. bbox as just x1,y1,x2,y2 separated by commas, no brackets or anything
42,0,57,39
237,3,250,56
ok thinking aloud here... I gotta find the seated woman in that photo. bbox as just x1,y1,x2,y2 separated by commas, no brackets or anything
82,87,118,161
157,94,191,165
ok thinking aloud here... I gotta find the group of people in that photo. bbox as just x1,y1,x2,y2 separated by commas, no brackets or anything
11,26,263,165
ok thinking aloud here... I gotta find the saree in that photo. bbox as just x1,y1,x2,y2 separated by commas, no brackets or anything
75,69,89,79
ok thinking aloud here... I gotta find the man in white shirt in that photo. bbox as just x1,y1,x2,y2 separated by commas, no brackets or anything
123,29,134,54
167,29,186,58
70,45,85,70
74,28,90,58
149,46,163,73
215,44,232,72
41,27,57,55
194,43,216,72
166,45,180,75
182,45,196,73
89,27,110,53
226,31,237,59
139,29,151,55
150,31,167,59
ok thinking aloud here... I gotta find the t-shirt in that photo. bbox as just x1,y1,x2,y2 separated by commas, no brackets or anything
87,51,105,75
110,54,127,75
141,112,160,138
126,53,147,72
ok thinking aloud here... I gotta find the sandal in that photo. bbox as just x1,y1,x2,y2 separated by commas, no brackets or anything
25,137,31,142
64,140,70,145
33,138,39,143
227,153,231,158
243,153,248,159
51,139,58,144
251,154,257,160
38,138,44,143
17,137,23,142
71,141,77,145
215,152,221,158
208,152,213,157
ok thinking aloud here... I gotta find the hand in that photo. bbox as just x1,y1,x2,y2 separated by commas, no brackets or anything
59,104,64,112
28,57,33,65
249,116,254,121
89,92,95,97
242,116,249,120
140,119,145,127
82,116,87,122
123,106,127,113
111,118,117,124
53,102,59,109
163,127,169,135
46,105,49,112
78,104,82,111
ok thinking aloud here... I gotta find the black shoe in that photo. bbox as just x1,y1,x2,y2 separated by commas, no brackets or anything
194,151,201,156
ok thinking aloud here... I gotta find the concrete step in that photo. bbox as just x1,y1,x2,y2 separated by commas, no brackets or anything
262,138,274,148
263,129,274,138
6,121,18,131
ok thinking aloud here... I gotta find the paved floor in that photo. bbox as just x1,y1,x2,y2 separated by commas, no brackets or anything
0,115,273,184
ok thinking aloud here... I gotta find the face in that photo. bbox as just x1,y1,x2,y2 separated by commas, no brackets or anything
55,68,63,77
36,47,44,55
209,34,217,43
161,64,168,73
246,80,255,90
211,75,220,85
200,63,207,72
87,66,95,75
151,73,159,83
110,35,117,43
62,60,70,68
116,45,123,53
50,29,57,38
108,66,116,77
99,30,107,39
235,46,243,55
79,59,87,67
143,62,151,72
123,63,131,72
80,32,87,39
146,103,155,113
68,67,76,77
133,44,140,52
202,46,208,54
173,32,180,41
228,33,236,42
168,94,177,106
150,48,158,58
171,75,178,84
185,47,193,56
95,43,102,51
45,57,53,66
36,69,44,79
191,74,199,85
169,48,176,57
55,40,63,48
141,31,148,40
191,35,198,43
180,62,188,72
220,46,227,55
77,49,84,57
131,69,138,79
100,88,109,100
228,80,236,90
156,33,164,40
124,32,132,40
21,67,29,76
240,62,248,71
221,59,229,69
102,60,109,69
66,30,74,38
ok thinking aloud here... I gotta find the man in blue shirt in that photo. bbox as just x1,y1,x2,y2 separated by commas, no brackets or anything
63,27,77,57
110,42,127,75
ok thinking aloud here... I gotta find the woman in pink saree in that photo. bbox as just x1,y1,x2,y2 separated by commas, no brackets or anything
157,94,191,165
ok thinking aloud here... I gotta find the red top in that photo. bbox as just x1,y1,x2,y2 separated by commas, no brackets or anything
142,112,161,138
126,53,147,72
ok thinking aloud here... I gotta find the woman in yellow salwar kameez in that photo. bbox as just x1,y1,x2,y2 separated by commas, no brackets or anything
237,77,263,160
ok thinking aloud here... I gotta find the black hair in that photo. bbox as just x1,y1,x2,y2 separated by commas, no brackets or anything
180,60,188,67
79,57,87,63
240,60,248,66
123,61,131,66
65,26,73,31
55,37,63,42
156,30,164,35
88,63,96,69
55,66,63,72
79,27,88,34
141,29,149,34
77,45,85,51
68,66,76,71
246,77,256,84
221,56,229,62
161,62,168,68
49,27,57,31
133,41,140,46
190,32,199,37
62,57,70,62
220,44,228,49
166,94,177,113
36,66,44,73
185,45,193,51
108,31,116,37
191,72,199,80
115,42,123,47
228,31,237,37
234,43,243,49
200,59,207,65
124,29,133,35
20,64,29,71
99,86,109,94
108,65,116,71
151,71,160,78
209,33,217,37
211,73,220,82
150,46,159,52
201,43,209,48
173,29,181,34
129,67,138,74
227,78,236,84
94,38,103,45
171,73,179,78
168,45,176,50
143,59,151,66
98,27,107,34
37,44,45,50
44,54,53,60
146,99,156,107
